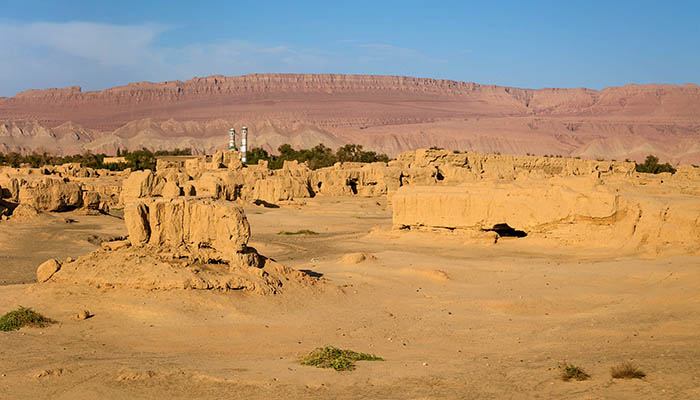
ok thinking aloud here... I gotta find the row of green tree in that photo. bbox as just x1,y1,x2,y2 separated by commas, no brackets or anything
0,144,389,171
0,148,192,171
245,144,390,169
0,148,679,174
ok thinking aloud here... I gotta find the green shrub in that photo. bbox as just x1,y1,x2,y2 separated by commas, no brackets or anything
0,306,54,331
277,230,319,235
299,346,384,371
560,363,590,381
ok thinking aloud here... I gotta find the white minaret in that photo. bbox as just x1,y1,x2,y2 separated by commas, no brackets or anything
228,128,237,150
241,125,248,163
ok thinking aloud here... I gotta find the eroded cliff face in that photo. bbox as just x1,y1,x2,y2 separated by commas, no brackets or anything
1,74,699,163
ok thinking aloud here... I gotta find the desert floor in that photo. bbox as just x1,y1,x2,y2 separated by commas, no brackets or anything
1,197,699,399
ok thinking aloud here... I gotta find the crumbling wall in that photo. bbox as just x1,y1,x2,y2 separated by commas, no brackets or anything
392,178,700,254
125,197,250,259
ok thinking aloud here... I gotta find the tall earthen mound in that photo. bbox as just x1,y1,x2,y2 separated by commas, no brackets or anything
43,197,319,294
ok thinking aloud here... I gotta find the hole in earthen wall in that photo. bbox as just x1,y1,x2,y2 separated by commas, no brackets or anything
484,223,527,238
436,168,445,181
347,179,358,195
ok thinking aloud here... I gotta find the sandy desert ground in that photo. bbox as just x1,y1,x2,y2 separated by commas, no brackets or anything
2,192,700,399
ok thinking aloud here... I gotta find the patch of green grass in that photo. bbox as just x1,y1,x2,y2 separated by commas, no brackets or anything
299,346,384,371
560,363,590,381
611,362,646,379
0,306,54,332
277,229,319,236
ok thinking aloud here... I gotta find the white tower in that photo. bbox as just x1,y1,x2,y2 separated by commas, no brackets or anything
241,126,248,163
228,128,237,151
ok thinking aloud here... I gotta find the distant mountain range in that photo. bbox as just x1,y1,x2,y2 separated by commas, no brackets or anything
1,73,699,164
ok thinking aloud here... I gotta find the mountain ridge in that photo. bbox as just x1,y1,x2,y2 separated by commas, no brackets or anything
1,74,699,163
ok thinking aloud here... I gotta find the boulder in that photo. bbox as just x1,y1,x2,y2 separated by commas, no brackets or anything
37,259,61,283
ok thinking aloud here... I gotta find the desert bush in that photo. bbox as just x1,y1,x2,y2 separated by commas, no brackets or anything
277,230,319,235
635,155,676,174
560,363,590,381
299,346,383,371
610,362,645,379
0,306,53,331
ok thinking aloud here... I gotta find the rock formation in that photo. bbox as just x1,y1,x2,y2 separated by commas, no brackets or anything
392,177,700,255
0,164,122,219
44,197,319,293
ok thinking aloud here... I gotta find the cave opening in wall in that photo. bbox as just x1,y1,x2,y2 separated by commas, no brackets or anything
436,168,445,181
484,223,527,238
347,178,358,195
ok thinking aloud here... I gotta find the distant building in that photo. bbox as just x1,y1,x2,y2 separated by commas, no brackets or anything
103,156,127,164
154,155,207,169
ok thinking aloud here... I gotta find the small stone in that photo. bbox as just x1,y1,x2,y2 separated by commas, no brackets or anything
74,310,92,320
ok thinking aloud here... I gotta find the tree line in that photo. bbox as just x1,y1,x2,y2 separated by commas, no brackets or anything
0,148,680,174
245,144,390,170
0,144,390,171
0,148,192,171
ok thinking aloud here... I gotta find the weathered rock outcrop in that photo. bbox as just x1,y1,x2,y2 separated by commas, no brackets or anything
0,174,21,202
42,196,320,293
121,170,160,203
392,178,700,255
126,197,250,260
251,176,312,203
18,177,83,211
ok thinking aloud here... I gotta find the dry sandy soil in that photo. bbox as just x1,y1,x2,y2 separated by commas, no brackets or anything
1,197,699,399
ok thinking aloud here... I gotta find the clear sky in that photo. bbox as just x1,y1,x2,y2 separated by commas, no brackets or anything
1,0,698,97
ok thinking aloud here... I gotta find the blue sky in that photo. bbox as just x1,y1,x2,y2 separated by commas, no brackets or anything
1,0,698,96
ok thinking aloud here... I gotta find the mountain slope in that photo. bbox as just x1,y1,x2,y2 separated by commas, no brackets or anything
1,74,698,163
